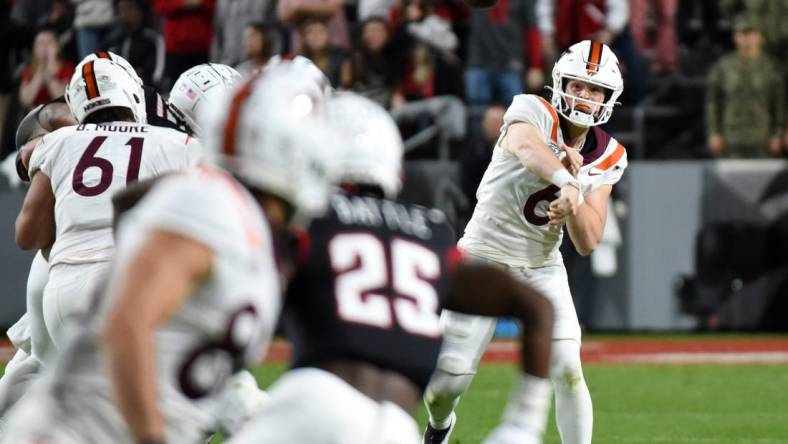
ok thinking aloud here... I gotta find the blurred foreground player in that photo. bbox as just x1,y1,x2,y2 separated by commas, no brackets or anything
1,66,338,444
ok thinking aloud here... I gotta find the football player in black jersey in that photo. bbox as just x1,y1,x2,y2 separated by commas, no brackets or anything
228,93,554,444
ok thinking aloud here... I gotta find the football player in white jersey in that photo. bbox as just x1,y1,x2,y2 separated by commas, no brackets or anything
0,63,338,444
14,57,199,356
423,40,628,444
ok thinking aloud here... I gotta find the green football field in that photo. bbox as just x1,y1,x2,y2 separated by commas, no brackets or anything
4,362,787,443
245,362,788,444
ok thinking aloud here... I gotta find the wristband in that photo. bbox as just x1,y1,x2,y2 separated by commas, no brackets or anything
549,169,580,192
138,439,165,444
500,373,552,436
549,169,574,188
550,169,584,207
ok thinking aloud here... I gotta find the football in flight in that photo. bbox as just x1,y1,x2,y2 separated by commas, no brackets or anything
466,0,498,7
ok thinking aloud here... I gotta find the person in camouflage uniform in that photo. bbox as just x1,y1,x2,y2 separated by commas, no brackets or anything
706,14,785,158
719,0,788,69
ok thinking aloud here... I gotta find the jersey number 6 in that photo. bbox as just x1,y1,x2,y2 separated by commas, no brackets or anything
329,233,442,337
523,184,559,226
72,136,144,196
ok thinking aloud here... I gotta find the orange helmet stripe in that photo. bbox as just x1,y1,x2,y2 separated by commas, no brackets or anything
586,41,603,74
82,61,100,99
222,73,260,157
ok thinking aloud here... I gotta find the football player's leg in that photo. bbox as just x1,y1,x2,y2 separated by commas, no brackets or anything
229,368,420,444
42,263,107,351
27,251,52,362
535,265,591,444
551,339,592,444
423,310,497,431
0,349,40,418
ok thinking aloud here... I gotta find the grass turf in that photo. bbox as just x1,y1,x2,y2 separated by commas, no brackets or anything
4,363,787,443
246,363,788,444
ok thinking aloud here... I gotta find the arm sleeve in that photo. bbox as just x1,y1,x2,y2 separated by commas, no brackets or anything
502,94,554,140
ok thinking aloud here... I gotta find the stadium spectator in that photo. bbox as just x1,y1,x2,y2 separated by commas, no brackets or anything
154,0,215,91
71,0,114,58
720,0,788,61
18,27,73,112
629,0,678,74
106,0,165,86
459,105,503,217
42,0,77,64
465,0,543,106
388,0,462,103
235,22,276,76
347,17,399,108
277,0,350,53
212,0,275,67
298,17,350,88
386,0,466,158
705,15,785,158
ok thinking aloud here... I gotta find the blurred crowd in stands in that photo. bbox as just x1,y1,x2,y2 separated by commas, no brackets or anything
0,0,786,163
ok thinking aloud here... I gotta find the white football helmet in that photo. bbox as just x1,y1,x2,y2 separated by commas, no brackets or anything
65,57,146,123
326,92,403,198
264,54,332,98
78,51,144,86
200,66,339,220
548,40,624,127
168,63,242,138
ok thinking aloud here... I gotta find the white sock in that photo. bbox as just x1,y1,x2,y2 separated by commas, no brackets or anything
499,372,552,437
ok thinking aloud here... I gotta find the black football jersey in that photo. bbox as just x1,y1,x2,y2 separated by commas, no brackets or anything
143,85,187,132
283,192,459,391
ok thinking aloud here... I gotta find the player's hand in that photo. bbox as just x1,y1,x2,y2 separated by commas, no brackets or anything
547,184,579,225
525,68,544,93
707,134,724,156
560,144,582,177
768,136,782,156
483,423,541,444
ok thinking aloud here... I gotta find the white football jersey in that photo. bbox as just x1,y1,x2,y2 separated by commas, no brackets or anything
460,94,627,267
28,122,200,267
5,168,282,443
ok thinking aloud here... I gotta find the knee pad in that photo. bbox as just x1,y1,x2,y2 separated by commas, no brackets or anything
426,367,475,403
550,340,586,393
436,352,475,376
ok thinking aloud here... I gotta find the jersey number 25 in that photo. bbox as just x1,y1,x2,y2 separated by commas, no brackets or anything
329,233,442,337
